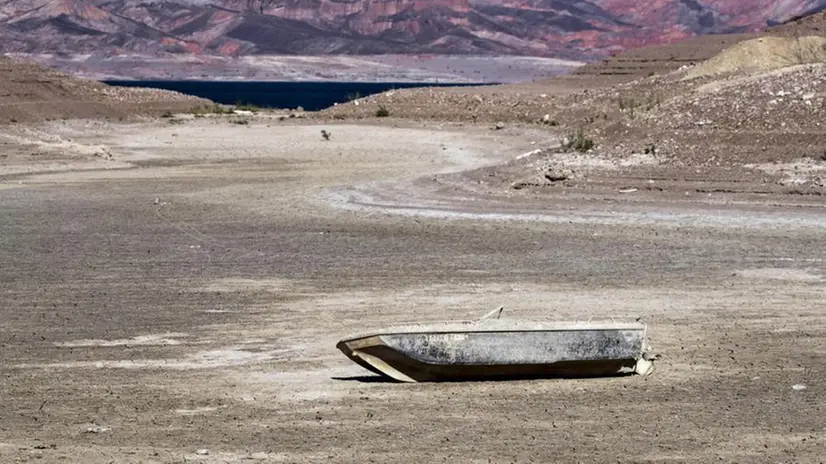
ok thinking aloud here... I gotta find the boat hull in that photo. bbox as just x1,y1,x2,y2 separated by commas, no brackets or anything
337,323,653,382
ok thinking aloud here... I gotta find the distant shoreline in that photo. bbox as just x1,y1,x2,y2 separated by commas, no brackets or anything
102,78,498,84
8,53,583,85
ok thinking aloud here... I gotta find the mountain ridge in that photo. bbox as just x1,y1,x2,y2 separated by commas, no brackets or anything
1,1,825,60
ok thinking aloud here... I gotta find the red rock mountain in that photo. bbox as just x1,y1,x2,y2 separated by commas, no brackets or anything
0,0,824,59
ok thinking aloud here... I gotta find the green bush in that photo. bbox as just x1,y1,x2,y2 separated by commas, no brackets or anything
375,105,390,117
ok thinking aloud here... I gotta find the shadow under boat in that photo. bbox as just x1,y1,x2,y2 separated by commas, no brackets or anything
336,317,658,383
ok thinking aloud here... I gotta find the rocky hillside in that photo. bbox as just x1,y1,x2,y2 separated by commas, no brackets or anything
318,33,826,194
1,0,825,59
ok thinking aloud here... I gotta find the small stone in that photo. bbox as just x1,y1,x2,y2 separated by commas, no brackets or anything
195,449,210,455
544,172,568,182
494,122,505,130
84,426,110,434
792,384,807,391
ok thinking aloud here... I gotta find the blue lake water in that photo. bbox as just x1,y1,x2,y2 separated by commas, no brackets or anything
103,80,494,111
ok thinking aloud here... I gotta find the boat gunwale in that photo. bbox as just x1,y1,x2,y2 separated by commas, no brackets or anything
338,321,648,344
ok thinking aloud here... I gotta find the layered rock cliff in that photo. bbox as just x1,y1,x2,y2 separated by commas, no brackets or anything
1,0,824,59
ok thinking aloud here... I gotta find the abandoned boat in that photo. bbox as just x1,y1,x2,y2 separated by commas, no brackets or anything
336,318,657,382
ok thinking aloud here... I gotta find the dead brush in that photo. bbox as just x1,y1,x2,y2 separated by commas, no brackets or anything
616,94,664,118
375,105,390,117
564,129,595,153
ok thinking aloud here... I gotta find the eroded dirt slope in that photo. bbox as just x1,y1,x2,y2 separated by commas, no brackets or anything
0,56,209,124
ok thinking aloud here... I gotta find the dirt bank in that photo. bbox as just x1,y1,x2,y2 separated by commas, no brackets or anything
0,56,209,124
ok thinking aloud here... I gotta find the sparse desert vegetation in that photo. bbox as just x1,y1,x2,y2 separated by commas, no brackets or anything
375,105,390,117
564,129,595,152
191,103,235,115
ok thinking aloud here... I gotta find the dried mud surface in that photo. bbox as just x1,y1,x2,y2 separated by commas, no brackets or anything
1,117,824,463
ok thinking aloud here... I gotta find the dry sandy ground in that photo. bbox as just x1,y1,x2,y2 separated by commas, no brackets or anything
0,116,824,463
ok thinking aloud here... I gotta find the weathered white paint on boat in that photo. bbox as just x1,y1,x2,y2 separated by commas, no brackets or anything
337,320,656,382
